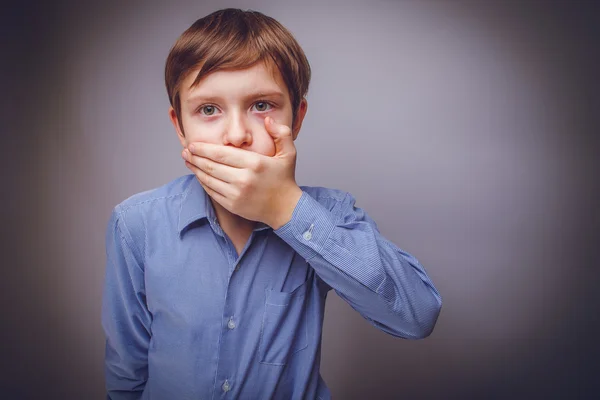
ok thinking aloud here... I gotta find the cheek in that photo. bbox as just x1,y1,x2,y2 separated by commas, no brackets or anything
183,117,221,143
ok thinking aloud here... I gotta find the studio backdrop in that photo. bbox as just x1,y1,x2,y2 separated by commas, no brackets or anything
2,0,598,398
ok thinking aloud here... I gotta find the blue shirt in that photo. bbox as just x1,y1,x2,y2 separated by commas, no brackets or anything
102,174,442,400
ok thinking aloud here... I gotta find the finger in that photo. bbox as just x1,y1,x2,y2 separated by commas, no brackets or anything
186,152,238,184
198,179,229,211
185,160,232,199
188,142,256,169
264,116,295,157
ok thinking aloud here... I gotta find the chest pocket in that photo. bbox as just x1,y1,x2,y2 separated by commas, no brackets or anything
258,278,310,366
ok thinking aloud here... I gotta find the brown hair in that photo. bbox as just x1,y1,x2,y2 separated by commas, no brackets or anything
165,8,311,136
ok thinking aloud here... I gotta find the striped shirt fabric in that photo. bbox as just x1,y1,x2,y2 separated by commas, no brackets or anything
102,173,442,399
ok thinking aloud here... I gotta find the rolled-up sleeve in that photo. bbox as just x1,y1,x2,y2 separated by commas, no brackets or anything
102,207,152,399
274,190,442,339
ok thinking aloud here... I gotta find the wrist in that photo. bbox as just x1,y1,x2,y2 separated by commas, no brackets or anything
269,185,303,230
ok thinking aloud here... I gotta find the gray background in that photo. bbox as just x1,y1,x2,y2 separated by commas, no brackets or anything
2,0,598,398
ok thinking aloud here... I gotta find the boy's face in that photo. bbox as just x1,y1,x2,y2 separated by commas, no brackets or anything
169,61,307,157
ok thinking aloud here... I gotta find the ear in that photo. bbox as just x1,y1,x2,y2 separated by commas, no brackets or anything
169,106,187,148
291,98,308,141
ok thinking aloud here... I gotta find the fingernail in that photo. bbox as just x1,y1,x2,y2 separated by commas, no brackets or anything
189,144,195,152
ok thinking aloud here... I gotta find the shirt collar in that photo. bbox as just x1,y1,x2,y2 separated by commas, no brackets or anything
178,175,271,237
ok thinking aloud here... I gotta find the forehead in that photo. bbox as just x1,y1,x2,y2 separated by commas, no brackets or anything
181,61,288,99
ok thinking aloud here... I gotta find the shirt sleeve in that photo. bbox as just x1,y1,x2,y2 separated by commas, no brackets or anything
101,207,152,399
274,190,442,339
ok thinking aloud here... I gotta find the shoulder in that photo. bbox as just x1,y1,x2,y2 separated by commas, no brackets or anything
115,174,193,213
107,174,194,243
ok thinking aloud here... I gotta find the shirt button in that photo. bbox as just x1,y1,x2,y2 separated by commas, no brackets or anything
303,231,312,240
222,379,231,392
227,317,236,329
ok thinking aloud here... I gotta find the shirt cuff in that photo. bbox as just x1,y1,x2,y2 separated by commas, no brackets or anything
273,191,338,261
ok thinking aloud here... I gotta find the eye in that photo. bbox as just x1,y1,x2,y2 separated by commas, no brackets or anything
199,105,218,116
253,101,272,112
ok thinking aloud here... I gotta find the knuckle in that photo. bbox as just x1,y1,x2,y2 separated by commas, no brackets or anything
232,187,242,201
247,172,256,186
239,178,250,191
253,158,264,172
241,174,255,191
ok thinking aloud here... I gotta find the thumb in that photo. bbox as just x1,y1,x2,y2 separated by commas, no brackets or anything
265,116,295,157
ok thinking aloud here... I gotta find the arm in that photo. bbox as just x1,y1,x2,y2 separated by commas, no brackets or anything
101,208,152,399
274,190,442,339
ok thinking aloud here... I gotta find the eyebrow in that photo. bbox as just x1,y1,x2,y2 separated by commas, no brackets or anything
186,91,285,104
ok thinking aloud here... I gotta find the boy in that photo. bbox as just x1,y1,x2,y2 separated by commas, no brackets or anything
102,8,442,400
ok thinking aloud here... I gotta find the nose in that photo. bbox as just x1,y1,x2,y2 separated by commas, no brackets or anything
224,111,252,148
